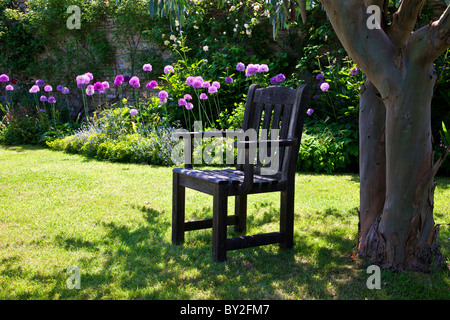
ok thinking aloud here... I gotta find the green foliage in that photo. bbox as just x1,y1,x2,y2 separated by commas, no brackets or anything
47,106,178,165
298,120,359,174
0,101,78,146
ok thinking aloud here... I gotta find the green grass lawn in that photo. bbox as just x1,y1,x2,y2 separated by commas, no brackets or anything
0,145,449,300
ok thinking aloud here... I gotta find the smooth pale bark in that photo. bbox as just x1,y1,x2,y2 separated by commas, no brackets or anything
358,80,385,252
320,0,450,271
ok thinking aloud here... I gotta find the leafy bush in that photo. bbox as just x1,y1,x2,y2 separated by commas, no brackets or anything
298,120,359,174
47,106,178,165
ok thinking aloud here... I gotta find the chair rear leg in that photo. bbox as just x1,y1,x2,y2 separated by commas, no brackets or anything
234,194,247,233
172,172,186,245
212,185,228,262
280,188,294,249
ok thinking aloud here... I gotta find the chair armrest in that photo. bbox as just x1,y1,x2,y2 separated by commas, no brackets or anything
235,138,298,148
236,138,297,194
172,130,229,168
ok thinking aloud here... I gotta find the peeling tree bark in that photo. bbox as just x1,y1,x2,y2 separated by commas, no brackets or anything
320,0,450,271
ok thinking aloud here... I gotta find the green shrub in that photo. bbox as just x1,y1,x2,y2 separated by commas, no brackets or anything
298,121,359,174
46,106,178,165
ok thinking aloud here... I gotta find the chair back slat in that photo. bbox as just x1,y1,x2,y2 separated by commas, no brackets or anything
238,84,309,181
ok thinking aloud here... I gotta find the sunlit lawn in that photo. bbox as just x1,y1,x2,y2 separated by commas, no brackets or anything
0,145,449,299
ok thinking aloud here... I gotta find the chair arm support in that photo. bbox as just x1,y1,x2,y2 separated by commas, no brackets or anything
172,130,229,168
235,138,298,148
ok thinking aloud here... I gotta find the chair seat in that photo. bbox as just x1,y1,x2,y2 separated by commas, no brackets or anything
173,168,279,186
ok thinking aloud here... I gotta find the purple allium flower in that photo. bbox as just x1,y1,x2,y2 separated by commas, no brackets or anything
184,94,192,100
212,81,220,89
86,85,95,96
0,74,10,82
236,62,245,72
186,76,195,86
270,77,278,85
115,75,124,82
208,86,218,94
258,64,269,73
316,74,324,81
84,72,94,81
123,75,131,82
245,64,259,77
312,94,320,100
192,79,203,89
146,80,158,89
114,79,123,86
159,98,167,105
76,75,90,86
48,96,56,104
44,85,52,92
158,90,168,99
350,68,359,76
199,93,208,100
186,102,194,110
306,108,314,116
39,108,45,112
164,65,174,75
62,87,70,94
178,99,187,106
130,108,138,116
102,81,110,90
225,77,233,83
93,82,104,92
56,85,64,91
36,79,45,87
202,81,211,88
29,85,40,93
40,95,47,102
129,76,140,88
320,82,330,92
143,64,152,72
275,73,286,83
5,85,13,91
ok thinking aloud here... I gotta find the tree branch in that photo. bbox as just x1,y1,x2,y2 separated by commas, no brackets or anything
407,4,450,63
388,0,426,47
320,0,399,98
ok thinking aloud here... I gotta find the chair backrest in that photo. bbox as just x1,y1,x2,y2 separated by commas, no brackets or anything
238,84,309,181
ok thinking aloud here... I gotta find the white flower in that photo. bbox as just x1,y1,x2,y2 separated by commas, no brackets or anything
230,5,236,11
244,23,249,29
203,45,209,51
175,20,179,27
169,34,176,40
194,25,199,29
164,40,170,46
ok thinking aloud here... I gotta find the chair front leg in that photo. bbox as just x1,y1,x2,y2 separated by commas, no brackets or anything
234,194,247,233
212,185,228,262
280,187,295,249
172,172,186,245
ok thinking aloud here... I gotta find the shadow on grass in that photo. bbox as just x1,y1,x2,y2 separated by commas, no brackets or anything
44,203,370,299
0,144,46,152
36,205,449,300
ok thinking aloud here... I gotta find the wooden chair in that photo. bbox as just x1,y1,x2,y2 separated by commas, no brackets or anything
172,84,310,262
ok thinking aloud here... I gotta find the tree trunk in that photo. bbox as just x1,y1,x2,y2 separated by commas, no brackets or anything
360,64,446,271
358,80,386,253
320,0,450,271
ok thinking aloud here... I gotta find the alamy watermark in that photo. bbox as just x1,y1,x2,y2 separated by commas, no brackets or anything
66,5,81,30
367,5,382,30
66,265,81,289
366,265,381,289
